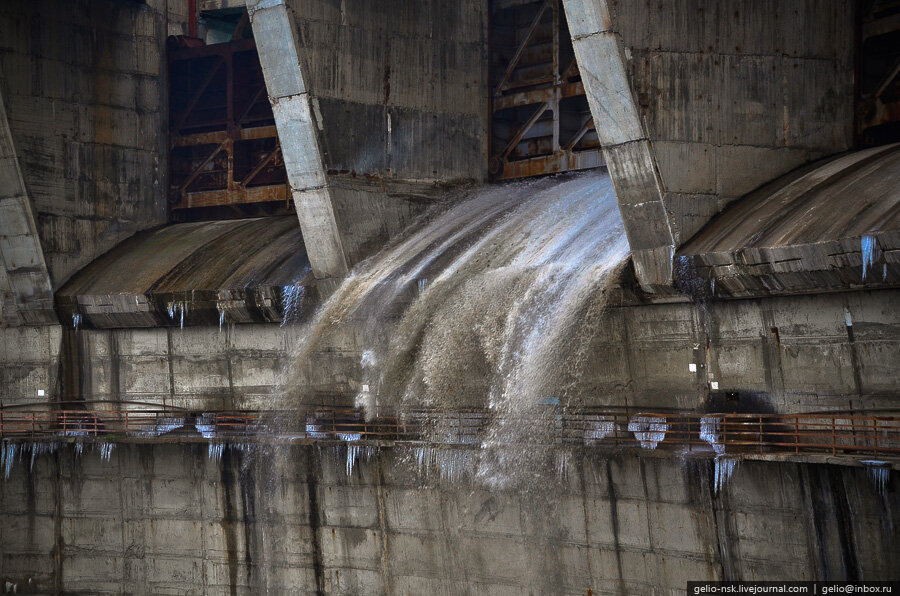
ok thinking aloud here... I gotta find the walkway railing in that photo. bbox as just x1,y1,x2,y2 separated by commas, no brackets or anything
0,407,898,459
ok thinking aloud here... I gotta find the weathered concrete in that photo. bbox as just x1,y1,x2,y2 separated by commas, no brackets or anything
56,216,314,329
0,0,175,296
0,88,54,326
678,144,900,298
562,0,675,291
249,0,488,282
248,0,349,283
0,444,895,594
563,0,856,291
5,286,899,416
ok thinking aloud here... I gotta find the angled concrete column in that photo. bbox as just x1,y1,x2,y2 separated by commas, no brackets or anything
0,89,55,325
247,0,349,283
562,0,675,291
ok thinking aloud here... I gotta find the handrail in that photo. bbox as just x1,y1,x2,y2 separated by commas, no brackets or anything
0,407,897,460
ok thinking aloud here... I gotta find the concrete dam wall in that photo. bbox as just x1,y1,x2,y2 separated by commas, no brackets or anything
1,0,900,593
1,444,896,595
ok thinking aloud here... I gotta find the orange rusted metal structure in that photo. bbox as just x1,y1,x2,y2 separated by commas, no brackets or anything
489,0,603,180
168,37,289,213
1,406,898,461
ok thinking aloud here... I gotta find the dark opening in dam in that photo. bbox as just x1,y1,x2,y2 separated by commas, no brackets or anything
0,0,899,594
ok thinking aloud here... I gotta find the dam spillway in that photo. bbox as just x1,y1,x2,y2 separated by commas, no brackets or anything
1,0,900,593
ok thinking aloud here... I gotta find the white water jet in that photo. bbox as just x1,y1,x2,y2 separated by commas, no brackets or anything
279,171,629,488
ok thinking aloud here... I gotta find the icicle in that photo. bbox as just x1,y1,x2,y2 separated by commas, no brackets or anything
72,313,82,330
700,416,725,455
438,449,472,483
584,416,615,445
415,446,432,475
713,455,739,495
861,235,877,281
344,444,376,477
305,418,328,439
195,414,217,439
862,461,891,496
97,442,115,462
208,443,225,463
217,303,226,332
627,416,668,449
281,284,306,327
134,416,184,438
417,278,428,294
166,301,188,328
2,442,18,480
74,442,84,457
29,442,58,471
555,450,569,481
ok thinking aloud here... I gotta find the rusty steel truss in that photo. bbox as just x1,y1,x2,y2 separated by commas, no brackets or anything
858,0,900,146
168,37,289,213
489,0,602,180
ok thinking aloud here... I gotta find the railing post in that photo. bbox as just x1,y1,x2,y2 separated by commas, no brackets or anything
831,417,837,456
759,416,763,453
873,418,879,458
722,415,727,450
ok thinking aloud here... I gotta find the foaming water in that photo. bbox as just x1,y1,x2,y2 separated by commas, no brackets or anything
279,170,629,487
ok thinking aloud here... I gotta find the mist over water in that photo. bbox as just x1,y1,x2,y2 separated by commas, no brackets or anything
279,170,629,487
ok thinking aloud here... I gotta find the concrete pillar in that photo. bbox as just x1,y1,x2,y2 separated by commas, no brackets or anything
562,0,675,291
247,0,350,284
0,88,55,325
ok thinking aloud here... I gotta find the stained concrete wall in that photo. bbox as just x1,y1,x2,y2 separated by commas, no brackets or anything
3,287,898,414
249,0,488,282
288,0,488,184
564,0,856,289
0,0,185,297
0,444,895,594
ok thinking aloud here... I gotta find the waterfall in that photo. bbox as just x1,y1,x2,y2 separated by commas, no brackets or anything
279,170,629,487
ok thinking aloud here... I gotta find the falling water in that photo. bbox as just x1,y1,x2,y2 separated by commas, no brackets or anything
862,460,891,496
279,171,629,488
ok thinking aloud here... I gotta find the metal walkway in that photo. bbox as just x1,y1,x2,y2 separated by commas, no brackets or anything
1,407,898,462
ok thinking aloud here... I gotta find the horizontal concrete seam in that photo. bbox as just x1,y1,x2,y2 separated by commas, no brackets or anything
288,16,484,44
305,95,485,119
604,137,652,149
632,47,852,64
570,29,615,42
290,184,328,193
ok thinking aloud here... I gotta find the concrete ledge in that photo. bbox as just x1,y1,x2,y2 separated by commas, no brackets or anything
56,217,315,328
677,144,900,299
